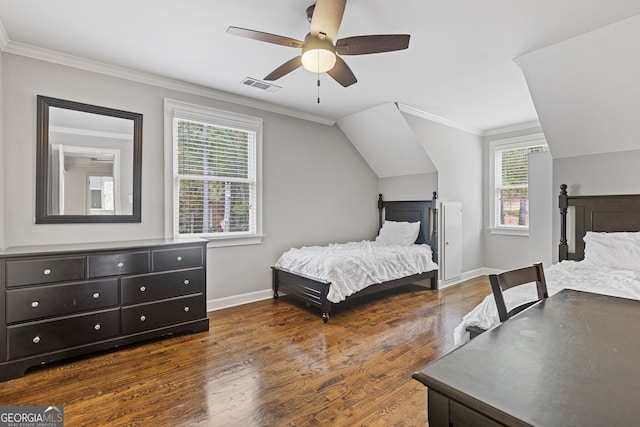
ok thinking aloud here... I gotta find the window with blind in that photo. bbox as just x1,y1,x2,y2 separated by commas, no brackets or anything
165,100,263,244
490,135,548,231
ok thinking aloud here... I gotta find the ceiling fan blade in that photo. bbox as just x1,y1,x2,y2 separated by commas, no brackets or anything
310,0,346,41
327,56,357,87
264,56,303,81
335,34,410,55
227,26,304,48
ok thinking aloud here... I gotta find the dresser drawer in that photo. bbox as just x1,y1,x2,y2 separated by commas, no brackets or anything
121,268,203,305
6,256,85,287
6,278,119,324
152,246,203,272
7,309,120,359
121,295,204,335
88,251,150,278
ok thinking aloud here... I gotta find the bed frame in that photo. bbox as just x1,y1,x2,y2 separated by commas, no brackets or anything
272,192,439,322
467,184,640,340
559,184,640,261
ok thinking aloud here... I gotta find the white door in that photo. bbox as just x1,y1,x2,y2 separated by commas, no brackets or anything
442,202,462,281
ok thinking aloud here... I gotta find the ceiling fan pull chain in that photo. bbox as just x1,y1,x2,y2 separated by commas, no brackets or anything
317,49,321,104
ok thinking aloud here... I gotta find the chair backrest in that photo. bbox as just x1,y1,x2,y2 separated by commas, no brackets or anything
489,263,548,322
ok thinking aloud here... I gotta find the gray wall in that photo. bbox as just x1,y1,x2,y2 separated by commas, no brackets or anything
401,113,484,277
483,126,546,271
528,151,553,267
0,50,4,250
1,53,378,305
378,172,438,201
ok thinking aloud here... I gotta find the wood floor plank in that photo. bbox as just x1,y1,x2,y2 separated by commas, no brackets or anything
0,278,490,426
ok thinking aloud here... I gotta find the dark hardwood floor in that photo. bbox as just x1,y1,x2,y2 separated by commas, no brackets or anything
0,277,490,426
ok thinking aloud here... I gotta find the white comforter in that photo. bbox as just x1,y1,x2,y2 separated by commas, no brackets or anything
274,241,438,303
453,260,640,346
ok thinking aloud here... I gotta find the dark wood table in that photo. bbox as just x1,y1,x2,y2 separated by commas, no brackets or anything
413,289,640,426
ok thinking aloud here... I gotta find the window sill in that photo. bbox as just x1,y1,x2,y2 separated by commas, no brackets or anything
489,227,529,237
205,234,265,248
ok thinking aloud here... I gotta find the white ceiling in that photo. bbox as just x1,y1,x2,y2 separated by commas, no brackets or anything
1,0,640,132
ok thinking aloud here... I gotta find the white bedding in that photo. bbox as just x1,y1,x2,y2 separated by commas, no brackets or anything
453,260,640,346
274,241,438,303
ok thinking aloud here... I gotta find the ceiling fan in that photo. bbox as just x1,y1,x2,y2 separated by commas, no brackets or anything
227,0,410,88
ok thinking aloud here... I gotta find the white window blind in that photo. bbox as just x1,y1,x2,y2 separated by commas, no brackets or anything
165,99,263,243
494,144,548,228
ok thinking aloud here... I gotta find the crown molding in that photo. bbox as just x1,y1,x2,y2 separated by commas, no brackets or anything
2,41,336,126
483,120,542,137
397,102,542,137
396,103,483,136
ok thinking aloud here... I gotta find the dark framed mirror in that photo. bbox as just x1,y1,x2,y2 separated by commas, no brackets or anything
36,95,142,223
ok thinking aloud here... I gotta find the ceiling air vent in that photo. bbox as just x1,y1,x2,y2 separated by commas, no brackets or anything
241,77,281,93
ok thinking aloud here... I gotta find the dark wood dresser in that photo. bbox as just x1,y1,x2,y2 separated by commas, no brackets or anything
0,238,209,381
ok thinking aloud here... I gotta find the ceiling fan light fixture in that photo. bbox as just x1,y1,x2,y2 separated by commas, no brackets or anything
301,48,336,73
301,33,336,73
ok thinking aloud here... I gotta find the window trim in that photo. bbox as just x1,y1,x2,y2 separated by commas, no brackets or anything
488,133,547,236
164,99,263,246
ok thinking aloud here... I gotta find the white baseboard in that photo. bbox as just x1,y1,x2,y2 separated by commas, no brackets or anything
439,267,502,289
207,289,273,312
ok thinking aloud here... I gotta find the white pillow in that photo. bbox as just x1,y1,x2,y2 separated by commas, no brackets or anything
583,231,640,271
375,220,421,246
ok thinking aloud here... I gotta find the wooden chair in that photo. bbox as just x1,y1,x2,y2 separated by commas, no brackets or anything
490,263,548,322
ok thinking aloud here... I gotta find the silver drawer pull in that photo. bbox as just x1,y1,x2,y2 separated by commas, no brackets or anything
31,301,40,308
140,315,146,322
176,256,183,262
139,286,146,292
93,292,100,299
43,268,52,275
183,279,190,285
117,262,124,268
33,336,41,344
184,306,190,312
94,324,101,331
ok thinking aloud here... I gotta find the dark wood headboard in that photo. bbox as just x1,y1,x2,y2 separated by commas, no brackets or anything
377,192,439,263
559,184,640,261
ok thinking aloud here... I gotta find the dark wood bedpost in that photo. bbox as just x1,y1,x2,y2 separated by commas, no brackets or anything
378,194,384,231
559,184,568,262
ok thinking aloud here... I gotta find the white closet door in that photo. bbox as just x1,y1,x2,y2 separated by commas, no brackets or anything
442,202,462,281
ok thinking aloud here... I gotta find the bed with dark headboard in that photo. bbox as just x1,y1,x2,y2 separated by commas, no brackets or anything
559,184,640,261
272,193,439,322
461,184,640,343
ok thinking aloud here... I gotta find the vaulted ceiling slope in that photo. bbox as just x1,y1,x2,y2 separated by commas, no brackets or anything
1,1,640,133
518,14,640,158
337,103,436,178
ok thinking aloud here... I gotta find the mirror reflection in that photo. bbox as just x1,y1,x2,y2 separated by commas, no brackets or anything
36,96,142,223
48,107,134,216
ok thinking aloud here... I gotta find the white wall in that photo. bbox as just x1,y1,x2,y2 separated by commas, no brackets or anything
1,52,378,303
401,113,484,276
